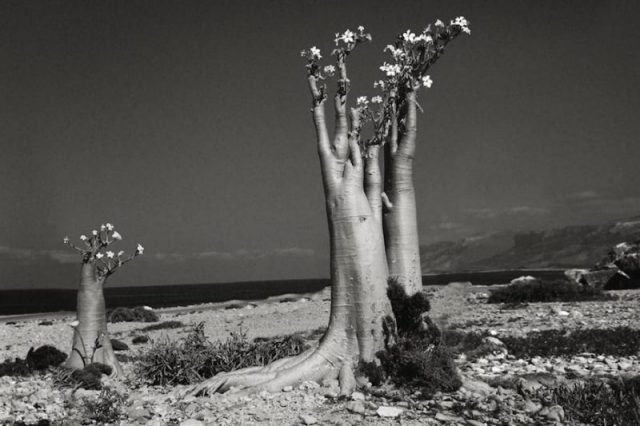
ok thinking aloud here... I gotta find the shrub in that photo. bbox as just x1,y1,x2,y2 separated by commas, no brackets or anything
0,358,31,377
538,376,640,426
487,279,616,304
359,280,461,398
132,335,150,344
84,386,125,424
108,306,159,323
26,345,67,370
140,320,184,332
110,339,129,351
70,363,112,390
501,327,640,358
136,322,309,386
0,345,66,377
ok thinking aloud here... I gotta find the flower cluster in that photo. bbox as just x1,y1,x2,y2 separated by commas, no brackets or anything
64,223,144,277
333,25,372,53
374,17,470,92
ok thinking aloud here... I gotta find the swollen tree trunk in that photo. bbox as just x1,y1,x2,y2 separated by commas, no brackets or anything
383,90,423,296
65,262,122,375
187,63,392,397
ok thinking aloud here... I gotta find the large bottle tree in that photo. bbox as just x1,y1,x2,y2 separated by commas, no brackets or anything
63,224,143,375
189,17,469,396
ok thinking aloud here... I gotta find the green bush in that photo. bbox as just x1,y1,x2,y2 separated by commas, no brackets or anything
140,320,184,332
108,306,159,323
136,322,308,386
358,280,461,398
538,377,640,426
110,339,129,351
0,345,66,377
84,386,125,424
132,335,150,344
487,279,616,304
70,363,113,390
501,327,640,358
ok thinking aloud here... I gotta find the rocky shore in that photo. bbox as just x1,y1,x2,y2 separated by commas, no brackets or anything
1,284,639,425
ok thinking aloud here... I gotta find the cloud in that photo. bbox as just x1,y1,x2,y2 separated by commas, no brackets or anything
465,205,549,220
430,221,464,231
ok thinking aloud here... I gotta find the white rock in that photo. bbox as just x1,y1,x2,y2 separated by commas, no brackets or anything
376,406,403,418
300,414,317,425
350,391,365,401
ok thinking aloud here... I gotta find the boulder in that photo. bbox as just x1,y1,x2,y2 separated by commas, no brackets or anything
564,268,589,285
580,269,618,290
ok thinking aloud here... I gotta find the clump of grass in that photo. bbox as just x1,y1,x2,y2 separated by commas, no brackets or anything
132,335,149,344
136,322,308,385
501,327,640,358
110,339,129,351
140,320,184,332
358,279,461,398
488,279,616,304
108,306,159,323
0,345,66,377
537,377,640,426
84,386,126,424
70,363,113,390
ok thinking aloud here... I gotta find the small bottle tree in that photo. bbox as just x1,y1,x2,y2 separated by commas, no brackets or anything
63,223,143,375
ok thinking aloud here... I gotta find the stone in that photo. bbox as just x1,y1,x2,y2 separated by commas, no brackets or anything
126,406,152,421
523,400,541,414
300,414,318,425
179,420,205,426
435,412,464,422
539,405,564,422
346,401,366,415
376,406,403,418
350,391,365,401
581,269,618,290
283,385,294,392
564,268,590,285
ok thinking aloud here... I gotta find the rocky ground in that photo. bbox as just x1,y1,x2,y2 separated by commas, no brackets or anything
1,284,639,425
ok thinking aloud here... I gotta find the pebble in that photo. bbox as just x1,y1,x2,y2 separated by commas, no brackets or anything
300,414,318,425
376,406,403,418
345,400,366,415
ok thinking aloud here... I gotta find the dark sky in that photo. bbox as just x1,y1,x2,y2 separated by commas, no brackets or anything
1,0,640,289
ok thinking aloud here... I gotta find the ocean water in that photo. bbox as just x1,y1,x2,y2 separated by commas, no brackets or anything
0,270,565,315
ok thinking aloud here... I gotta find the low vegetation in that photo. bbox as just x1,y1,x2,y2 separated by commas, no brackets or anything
107,306,159,323
136,322,308,385
84,386,126,424
537,376,640,426
139,320,184,332
0,345,66,377
359,279,462,398
488,279,616,304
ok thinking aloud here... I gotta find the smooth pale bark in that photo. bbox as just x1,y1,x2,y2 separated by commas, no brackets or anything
187,75,392,397
65,262,122,375
383,90,423,296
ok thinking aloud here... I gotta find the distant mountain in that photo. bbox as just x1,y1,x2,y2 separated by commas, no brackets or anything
421,217,640,273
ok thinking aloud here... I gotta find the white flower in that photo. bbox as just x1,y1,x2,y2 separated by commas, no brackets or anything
63,236,69,244
69,320,79,328
96,253,104,259
357,25,364,32
300,49,306,57
80,235,87,241
416,34,433,43
371,96,383,104
112,231,122,240
118,250,125,257
435,19,444,27
323,65,336,76
451,16,470,34
422,75,433,88
92,230,98,236
356,96,369,107
106,223,114,231
373,80,385,89
402,30,416,43
136,244,144,255
342,30,355,43
100,224,106,231
106,251,114,259
380,62,402,77
384,44,404,60
309,46,321,60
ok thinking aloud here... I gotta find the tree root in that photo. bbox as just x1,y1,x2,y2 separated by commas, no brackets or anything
184,343,355,397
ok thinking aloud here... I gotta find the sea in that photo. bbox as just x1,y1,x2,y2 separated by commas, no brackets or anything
0,269,565,316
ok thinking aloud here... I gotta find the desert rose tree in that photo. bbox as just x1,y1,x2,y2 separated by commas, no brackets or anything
189,27,392,396
188,18,469,396
63,223,143,375
369,18,470,295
